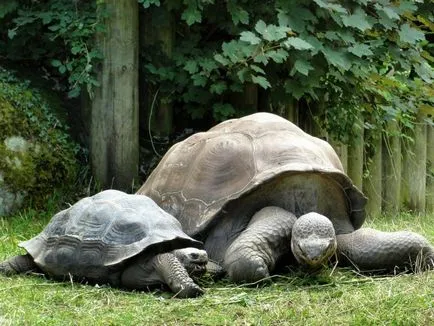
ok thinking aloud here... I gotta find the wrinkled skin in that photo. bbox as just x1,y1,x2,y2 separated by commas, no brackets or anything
137,112,434,283
0,190,209,298
0,249,207,298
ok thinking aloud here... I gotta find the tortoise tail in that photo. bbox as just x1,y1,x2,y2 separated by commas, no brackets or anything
0,254,39,276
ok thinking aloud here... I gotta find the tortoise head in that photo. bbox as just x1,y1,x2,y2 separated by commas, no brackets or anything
173,247,209,277
291,212,337,268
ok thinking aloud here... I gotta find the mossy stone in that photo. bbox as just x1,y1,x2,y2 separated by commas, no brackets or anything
0,70,79,215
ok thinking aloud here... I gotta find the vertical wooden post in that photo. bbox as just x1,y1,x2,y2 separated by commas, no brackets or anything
382,120,401,215
401,114,426,213
280,98,298,125
330,140,348,173
400,136,410,211
347,117,364,189
231,83,258,115
242,83,258,113
90,0,139,190
141,7,174,137
427,123,434,213
303,102,326,139
363,130,382,217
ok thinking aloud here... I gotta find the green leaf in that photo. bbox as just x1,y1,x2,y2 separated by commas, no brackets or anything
348,43,374,57
40,12,53,25
71,45,82,55
250,65,265,75
48,24,60,32
253,53,269,65
181,7,202,26
237,67,249,83
68,87,81,98
266,49,289,63
414,61,434,83
214,54,230,66
251,75,271,89
291,59,314,76
192,74,207,87
322,47,352,70
339,32,356,44
283,37,313,50
144,63,158,74
140,0,161,9
255,20,267,35
313,0,347,13
199,58,218,72
240,31,261,45
210,81,227,94
262,25,291,42
277,9,314,33
342,8,372,31
398,24,425,44
7,28,17,39
222,41,243,63
222,40,252,63
397,1,417,13
184,60,199,74
303,35,323,54
252,20,291,42
284,79,307,99
212,103,235,121
51,59,62,67
227,3,249,25
376,5,400,20
324,31,341,41
375,9,398,30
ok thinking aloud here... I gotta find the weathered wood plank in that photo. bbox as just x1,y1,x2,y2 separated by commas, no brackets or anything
90,0,139,190
347,118,364,189
382,120,401,215
426,123,433,212
141,7,174,138
401,114,427,213
363,130,382,217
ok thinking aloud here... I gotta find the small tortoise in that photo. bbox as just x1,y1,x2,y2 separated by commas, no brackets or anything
137,112,434,282
0,190,208,298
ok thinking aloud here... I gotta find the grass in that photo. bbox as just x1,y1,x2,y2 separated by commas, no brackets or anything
0,210,433,325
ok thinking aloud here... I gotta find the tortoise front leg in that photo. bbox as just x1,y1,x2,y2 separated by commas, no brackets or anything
223,206,296,283
153,252,204,298
121,252,204,298
0,254,39,275
337,228,434,272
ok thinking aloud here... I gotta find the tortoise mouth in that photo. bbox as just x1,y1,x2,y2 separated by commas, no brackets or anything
297,255,329,268
292,238,337,268
188,262,208,277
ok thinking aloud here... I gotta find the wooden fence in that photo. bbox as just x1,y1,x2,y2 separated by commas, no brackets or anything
139,7,433,217
276,102,433,217
141,75,433,216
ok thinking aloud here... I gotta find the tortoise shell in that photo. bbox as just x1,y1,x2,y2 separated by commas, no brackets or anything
137,112,366,237
20,190,202,280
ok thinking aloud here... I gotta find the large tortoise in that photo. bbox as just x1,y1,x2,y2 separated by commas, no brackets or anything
137,112,434,282
0,190,208,298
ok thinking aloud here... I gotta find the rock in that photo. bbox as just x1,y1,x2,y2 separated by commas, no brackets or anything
0,69,79,216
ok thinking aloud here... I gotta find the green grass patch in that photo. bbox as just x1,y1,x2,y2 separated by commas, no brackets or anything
1,211,433,325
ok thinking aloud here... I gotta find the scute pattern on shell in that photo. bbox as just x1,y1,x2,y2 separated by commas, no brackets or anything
138,112,366,236
19,190,202,278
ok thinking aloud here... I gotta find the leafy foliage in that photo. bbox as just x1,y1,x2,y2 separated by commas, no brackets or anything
0,0,102,98
141,0,433,139
0,0,432,140
0,68,80,211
